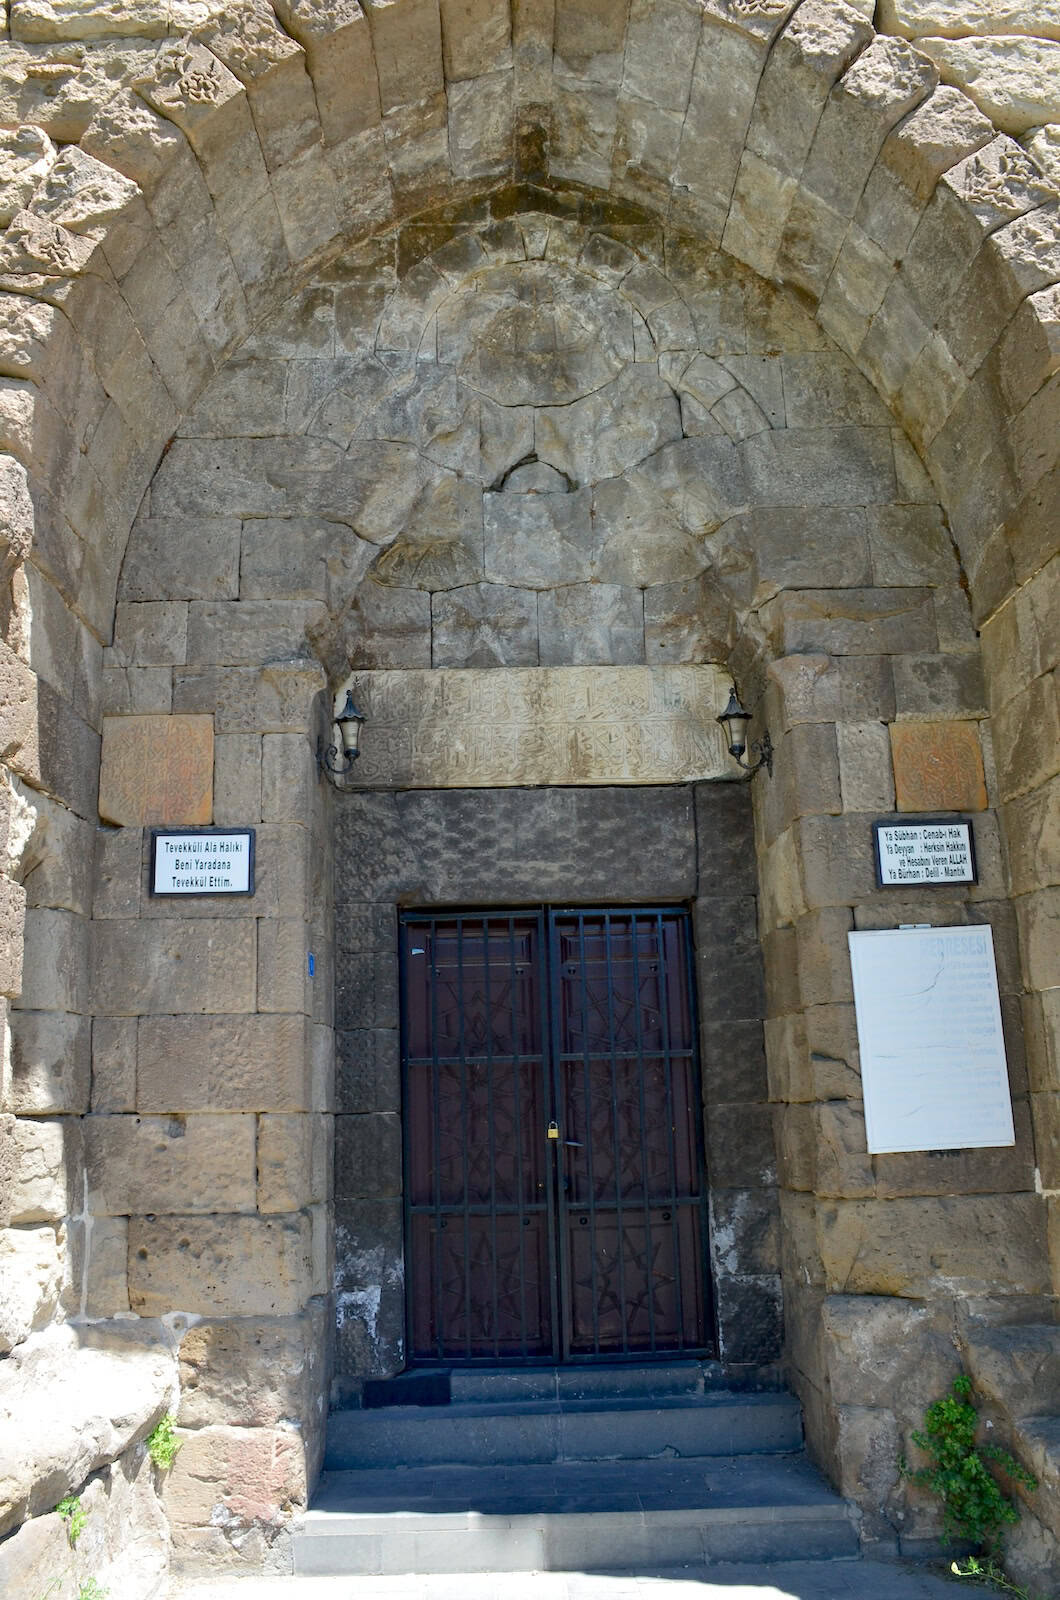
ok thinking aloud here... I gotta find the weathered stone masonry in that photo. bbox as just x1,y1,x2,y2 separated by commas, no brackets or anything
0,2,1057,1596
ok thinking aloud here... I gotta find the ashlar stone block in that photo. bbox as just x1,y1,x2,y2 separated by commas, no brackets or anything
837,721,896,812
431,583,539,667
173,662,324,736
340,580,431,670
484,488,594,588
918,36,1060,138
448,69,514,180
8,1010,90,1115
1004,772,1060,899
762,587,936,657
538,584,644,666
257,1113,317,1213
9,1116,71,1222
15,907,86,1015
343,666,733,788
535,367,683,486
892,654,987,720
98,713,212,827
364,0,444,115
769,654,897,730
743,427,897,508
177,1304,327,1429
162,1420,308,1558
129,1212,314,1316
644,575,735,666
257,919,311,1016
83,1113,257,1216
890,719,989,811
993,670,1060,803
591,471,707,587
137,1014,310,1112
1016,886,1060,992
817,1193,1049,1297
91,1016,137,1113
0,1223,62,1353
91,920,256,1016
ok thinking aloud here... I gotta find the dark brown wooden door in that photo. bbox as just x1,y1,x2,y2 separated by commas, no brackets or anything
402,908,712,1364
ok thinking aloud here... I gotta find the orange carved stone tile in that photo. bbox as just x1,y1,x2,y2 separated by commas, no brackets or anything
99,714,213,826
889,720,988,813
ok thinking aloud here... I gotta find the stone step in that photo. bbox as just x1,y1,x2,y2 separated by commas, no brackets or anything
449,1360,730,1404
294,1455,858,1576
324,1391,803,1470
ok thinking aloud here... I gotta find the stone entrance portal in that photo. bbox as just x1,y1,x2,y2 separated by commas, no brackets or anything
333,780,774,1397
402,906,711,1364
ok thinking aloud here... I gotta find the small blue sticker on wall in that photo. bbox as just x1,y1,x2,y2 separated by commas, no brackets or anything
307,953,315,978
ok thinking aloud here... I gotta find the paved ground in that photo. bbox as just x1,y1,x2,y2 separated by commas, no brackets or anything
168,1557,995,1599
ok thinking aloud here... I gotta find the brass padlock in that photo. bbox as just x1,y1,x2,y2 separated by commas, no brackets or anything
546,1120,559,1140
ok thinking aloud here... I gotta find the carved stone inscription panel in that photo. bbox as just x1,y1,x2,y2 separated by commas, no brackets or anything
340,666,736,788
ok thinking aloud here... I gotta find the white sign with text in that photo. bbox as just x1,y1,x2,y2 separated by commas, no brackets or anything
873,819,976,886
151,830,255,896
848,926,1014,1154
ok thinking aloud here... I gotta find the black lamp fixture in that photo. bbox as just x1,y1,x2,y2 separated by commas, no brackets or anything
317,688,367,785
716,685,773,778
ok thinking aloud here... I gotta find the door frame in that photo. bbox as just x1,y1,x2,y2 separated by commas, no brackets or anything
399,903,716,1366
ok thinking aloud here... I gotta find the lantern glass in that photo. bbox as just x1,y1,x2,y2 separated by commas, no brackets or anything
336,696,366,759
717,688,751,760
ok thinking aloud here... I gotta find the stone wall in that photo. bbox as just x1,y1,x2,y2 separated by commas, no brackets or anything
0,0,1056,1590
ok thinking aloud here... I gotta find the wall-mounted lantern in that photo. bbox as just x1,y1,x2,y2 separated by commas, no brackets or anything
716,686,773,778
317,689,367,785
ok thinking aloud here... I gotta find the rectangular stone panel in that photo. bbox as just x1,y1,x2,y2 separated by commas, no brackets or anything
83,1112,257,1215
137,1014,310,1112
91,920,256,1016
335,785,699,906
342,666,734,787
128,1213,314,1317
890,719,988,811
98,713,213,826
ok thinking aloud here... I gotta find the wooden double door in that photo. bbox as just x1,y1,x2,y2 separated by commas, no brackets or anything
402,907,713,1364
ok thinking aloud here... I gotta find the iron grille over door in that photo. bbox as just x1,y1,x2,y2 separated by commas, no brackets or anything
401,908,713,1364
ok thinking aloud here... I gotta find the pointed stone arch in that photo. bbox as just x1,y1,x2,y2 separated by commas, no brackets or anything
1,1,1058,1587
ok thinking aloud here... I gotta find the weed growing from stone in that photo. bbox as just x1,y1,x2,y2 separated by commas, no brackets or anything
949,1554,1045,1599
56,1495,86,1547
76,1581,108,1600
146,1411,180,1471
901,1375,1037,1554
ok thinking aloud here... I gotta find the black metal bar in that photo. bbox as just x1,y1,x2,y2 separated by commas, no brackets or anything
603,913,628,1354
399,921,416,1357
542,909,561,1362
456,917,472,1359
578,913,600,1356
685,909,714,1350
630,910,658,1355
508,914,528,1357
658,912,685,1350
481,918,498,1356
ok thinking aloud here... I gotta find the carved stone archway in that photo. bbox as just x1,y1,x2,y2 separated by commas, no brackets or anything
1,4,1057,1593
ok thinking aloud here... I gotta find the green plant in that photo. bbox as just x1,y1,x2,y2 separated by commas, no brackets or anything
146,1411,180,1471
35,1581,62,1599
901,1375,1037,1554
76,1581,108,1600
950,1555,1045,1600
56,1495,86,1547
